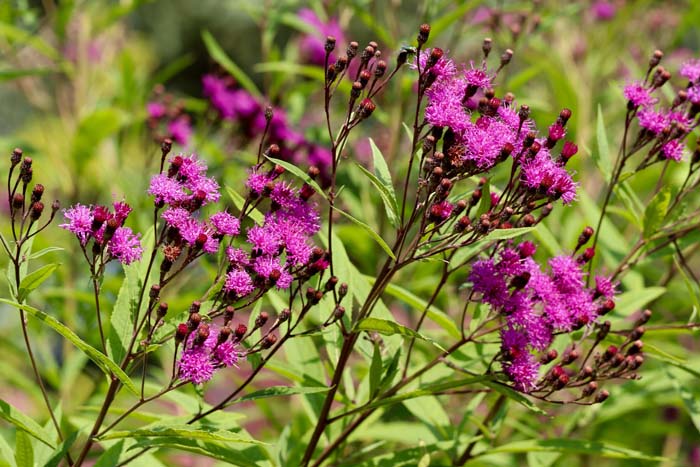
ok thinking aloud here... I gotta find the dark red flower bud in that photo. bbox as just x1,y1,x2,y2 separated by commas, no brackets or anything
582,381,598,397
157,302,168,318
426,48,443,68
255,311,269,329
235,324,247,340
262,333,278,349
417,24,431,45
635,309,652,326
10,148,22,166
279,308,291,322
358,98,376,120
595,390,609,403
324,36,336,53
482,37,492,57
598,299,615,315
175,323,189,343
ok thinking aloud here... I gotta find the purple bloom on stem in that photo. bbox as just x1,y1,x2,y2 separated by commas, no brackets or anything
623,82,656,107
107,227,143,265
213,340,239,367
549,255,584,294
637,108,666,134
662,140,684,161
594,276,616,299
412,48,457,80
148,174,187,205
224,269,254,297
424,78,468,131
179,347,214,384
209,211,240,236
469,259,509,307
680,59,700,83
464,61,492,89
60,204,94,244
161,207,191,230
168,116,192,146
226,247,250,266
246,169,273,195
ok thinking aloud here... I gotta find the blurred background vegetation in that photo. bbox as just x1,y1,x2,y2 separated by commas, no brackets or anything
1,0,699,465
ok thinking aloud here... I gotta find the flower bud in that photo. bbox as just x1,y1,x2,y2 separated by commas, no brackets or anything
194,323,210,346
187,312,201,331
540,348,558,364
578,226,594,247
595,390,610,403
333,305,345,319
338,282,348,299
30,184,44,203
649,49,663,68
347,41,359,60
149,284,161,300
358,98,376,120
582,381,598,397
325,276,338,292
29,201,44,220
175,323,189,343
161,138,172,157
12,193,24,209
255,311,269,328
482,37,492,57
597,320,611,340
235,324,247,340
626,340,644,355
597,299,615,315
217,326,232,345
10,148,22,166
262,333,277,349
279,308,291,322
324,36,336,53
635,309,652,326
224,306,234,325
157,302,169,319
417,24,430,45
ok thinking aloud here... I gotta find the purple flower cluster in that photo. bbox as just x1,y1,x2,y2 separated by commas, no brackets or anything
146,93,192,147
177,323,240,384
220,165,325,300
468,242,616,391
149,154,235,260
60,201,143,265
624,56,700,162
420,49,578,204
201,74,332,177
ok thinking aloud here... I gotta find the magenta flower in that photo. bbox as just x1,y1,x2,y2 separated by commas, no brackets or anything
178,324,241,384
662,140,684,161
297,8,345,66
680,59,700,83
168,116,192,146
590,1,616,21
209,211,240,236
224,269,254,297
147,102,166,119
623,82,656,107
60,204,93,245
107,227,143,265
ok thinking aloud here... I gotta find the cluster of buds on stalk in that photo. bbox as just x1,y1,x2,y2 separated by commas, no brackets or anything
6,148,59,253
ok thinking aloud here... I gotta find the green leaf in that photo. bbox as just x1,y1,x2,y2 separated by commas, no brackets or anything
71,108,125,170
355,163,400,228
0,68,55,81
233,385,330,404
108,229,154,364
475,180,491,218
478,438,666,461
26,247,64,260
369,341,383,398
0,433,14,467
264,156,326,200
202,30,262,99
226,186,264,224
17,263,59,302
614,287,665,316
13,432,32,467
100,426,263,445
0,399,55,448
0,300,139,395
129,437,265,467
333,208,396,260
356,317,443,351
367,138,399,226
667,369,700,434
93,440,125,467
643,186,672,238
483,381,546,414
594,105,613,182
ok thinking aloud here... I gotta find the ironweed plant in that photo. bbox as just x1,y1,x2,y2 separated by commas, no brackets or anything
1,6,700,467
